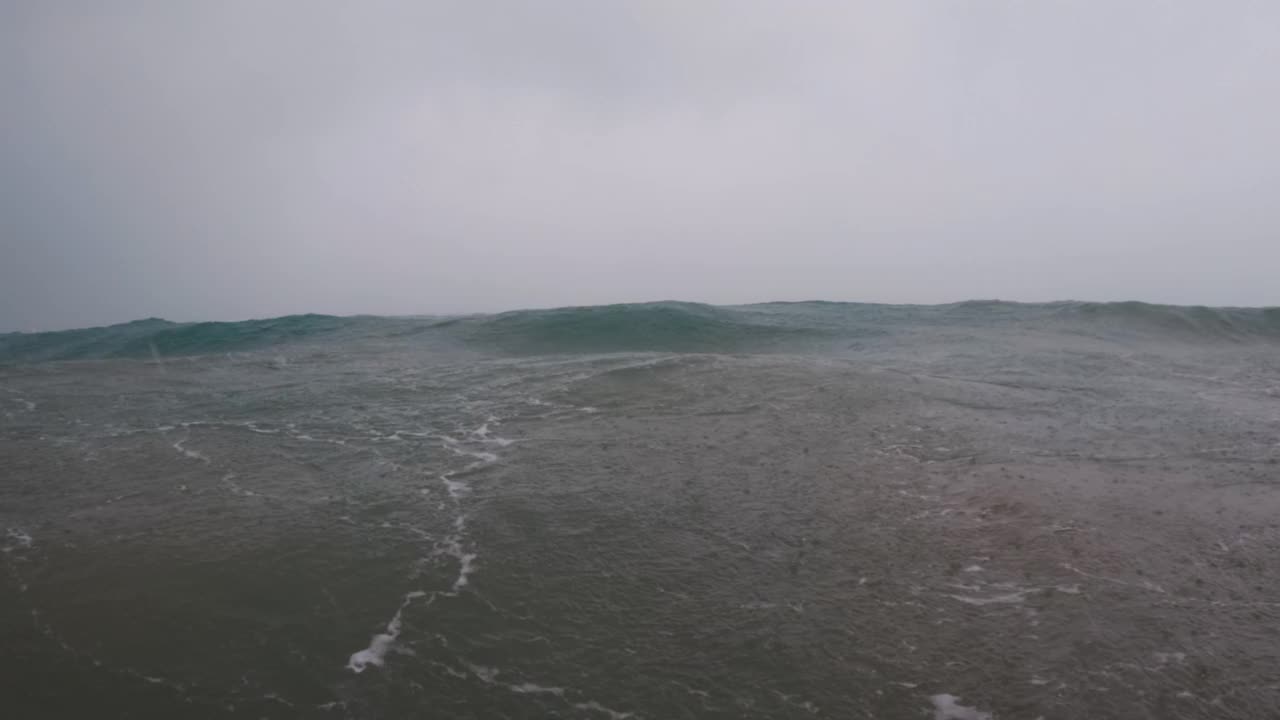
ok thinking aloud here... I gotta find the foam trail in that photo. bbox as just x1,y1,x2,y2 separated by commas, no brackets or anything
4,528,34,551
442,475,470,499
438,429,487,592
1061,563,1168,594
293,433,347,447
346,591,430,673
222,474,257,497
455,661,575,701
574,700,638,719
453,552,478,592
931,694,992,720
171,436,210,464
452,657,638,718
511,682,566,696
471,422,514,447
442,436,499,465
946,590,1034,606
434,516,478,593
2,530,35,592
464,662,500,683
349,418,496,672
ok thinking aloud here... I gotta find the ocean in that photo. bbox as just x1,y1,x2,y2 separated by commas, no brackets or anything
2,300,1279,719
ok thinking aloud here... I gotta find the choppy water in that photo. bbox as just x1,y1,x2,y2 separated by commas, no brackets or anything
2,301,1280,718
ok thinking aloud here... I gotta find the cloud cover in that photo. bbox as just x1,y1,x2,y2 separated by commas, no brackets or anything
3,1,1278,330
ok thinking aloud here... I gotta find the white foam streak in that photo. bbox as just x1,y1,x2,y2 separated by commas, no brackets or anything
3,528,34,552
946,590,1033,606
222,474,257,497
4,527,33,548
1061,563,1168,594
453,552,478,592
171,436,210,464
471,422,515,447
574,700,637,719
449,635,637,713
457,661,573,700
442,476,470,499
346,591,430,673
931,694,993,720
294,433,348,446
511,682,566,696
464,662,500,683
442,436,500,465
346,418,505,672
433,524,478,593
467,450,499,465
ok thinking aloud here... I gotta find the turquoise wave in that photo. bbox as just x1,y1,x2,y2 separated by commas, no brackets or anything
0,314,355,363
1064,301,1280,341
455,301,827,354
2,300,1277,363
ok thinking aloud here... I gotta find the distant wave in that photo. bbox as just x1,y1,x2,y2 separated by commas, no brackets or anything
455,301,826,354
2,300,1277,363
1060,301,1280,342
0,314,355,363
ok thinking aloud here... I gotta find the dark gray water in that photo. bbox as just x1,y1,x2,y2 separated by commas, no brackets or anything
3,302,1280,718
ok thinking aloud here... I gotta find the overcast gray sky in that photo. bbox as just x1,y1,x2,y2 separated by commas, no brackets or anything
3,1,1278,331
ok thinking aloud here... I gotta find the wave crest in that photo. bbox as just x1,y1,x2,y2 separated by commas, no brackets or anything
3,300,1277,364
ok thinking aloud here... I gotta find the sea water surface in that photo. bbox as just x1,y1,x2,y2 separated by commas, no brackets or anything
3,301,1280,719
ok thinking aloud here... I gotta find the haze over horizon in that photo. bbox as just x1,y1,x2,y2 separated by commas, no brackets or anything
4,2,1279,332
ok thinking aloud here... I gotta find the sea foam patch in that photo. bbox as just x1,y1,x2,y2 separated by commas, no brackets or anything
932,694,993,720
347,591,430,673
